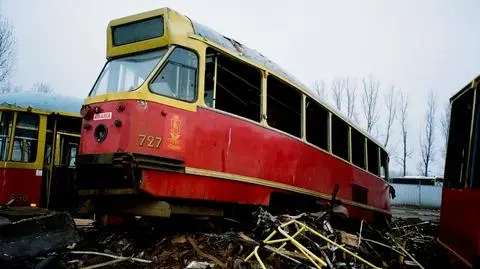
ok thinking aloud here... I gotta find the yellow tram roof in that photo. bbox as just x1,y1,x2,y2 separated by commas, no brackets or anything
0,91,82,118
107,7,387,152
107,8,308,93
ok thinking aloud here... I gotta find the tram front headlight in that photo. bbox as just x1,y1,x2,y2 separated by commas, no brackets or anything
80,105,93,120
94,124,108,142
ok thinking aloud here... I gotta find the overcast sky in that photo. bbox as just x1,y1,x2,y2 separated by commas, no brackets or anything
1,0,479,175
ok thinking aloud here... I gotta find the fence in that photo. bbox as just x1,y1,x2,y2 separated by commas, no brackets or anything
390,183,442,208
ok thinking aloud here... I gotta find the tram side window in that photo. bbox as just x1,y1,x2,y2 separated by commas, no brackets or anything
204,51,215,108
150,47,198,102
267,76,301,137
380,149,388,180
351,128,366,169
11,113,39,162
214,53,261,122
367,140,379,176
444,89,474,189
0,111,13,161
331,115,349,160
471,89,480,189
305,97,328,150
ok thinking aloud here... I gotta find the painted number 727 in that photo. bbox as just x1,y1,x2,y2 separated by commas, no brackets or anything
138,134,162,148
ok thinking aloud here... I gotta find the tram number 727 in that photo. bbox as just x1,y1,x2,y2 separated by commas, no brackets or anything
138,134,162,148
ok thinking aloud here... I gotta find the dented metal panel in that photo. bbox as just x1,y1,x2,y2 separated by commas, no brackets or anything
190,21,308,93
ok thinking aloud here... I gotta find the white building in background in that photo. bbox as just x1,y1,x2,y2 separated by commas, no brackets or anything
390,176,443,208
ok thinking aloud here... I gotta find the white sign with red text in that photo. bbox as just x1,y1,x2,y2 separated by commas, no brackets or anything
93,112,112,121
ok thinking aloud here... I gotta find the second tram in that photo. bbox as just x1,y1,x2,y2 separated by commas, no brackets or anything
0,91,82,210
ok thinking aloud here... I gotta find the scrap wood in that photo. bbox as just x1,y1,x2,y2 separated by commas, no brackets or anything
185,261,216,268
81,256,130,269
392,221,430,230
286,220,382,269
394,240,426,269
245,222,326,269
357,220,364,248
276,227,326,269
186,235,227,268
252,246,267,269
338,230,358,248
398,240,406,265
320,250,334,269
70,250,152,264
362,240,381,258
238,232,308,262
264,245,308,264
360,238,405,256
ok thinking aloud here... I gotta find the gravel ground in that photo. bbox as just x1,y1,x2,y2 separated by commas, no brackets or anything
391,206,440,222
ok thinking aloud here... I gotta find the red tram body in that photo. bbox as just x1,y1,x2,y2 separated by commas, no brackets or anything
77,8,391,222
439,74,480,268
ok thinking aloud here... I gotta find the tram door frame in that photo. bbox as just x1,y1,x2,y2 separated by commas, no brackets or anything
43,117,80,209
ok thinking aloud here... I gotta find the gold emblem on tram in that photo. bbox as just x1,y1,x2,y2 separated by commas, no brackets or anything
167,115,182,150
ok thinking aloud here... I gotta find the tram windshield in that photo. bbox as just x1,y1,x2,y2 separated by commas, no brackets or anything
90,49,167,96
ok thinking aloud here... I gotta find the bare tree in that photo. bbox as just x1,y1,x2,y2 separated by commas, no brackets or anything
419,91,437,176
0,17,15,87
345,77,357,120
383,85,397,147
330,77,357,121
361,75,380,133
0,81,10,93
397,91,411,176
12,85,22,92
312,80,326,100
440,102,451,158
331,77,344,112
31,82,54,93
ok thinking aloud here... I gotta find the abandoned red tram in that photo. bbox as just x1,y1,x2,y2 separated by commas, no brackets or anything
439,74,480,268
77,8,391,222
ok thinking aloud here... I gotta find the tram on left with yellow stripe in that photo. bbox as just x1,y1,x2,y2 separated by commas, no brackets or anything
0,91,82,210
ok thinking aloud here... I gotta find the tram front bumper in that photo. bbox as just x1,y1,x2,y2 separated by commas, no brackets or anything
76,153,185,194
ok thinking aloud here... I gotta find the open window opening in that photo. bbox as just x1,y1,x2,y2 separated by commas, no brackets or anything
11,112,39,163
267,76,301,137
380,149,389,180
367,140,379,176
44,117,55,165
331,115,349,160
205,50,262,122
56,117,81,168
204,48,215,108
211,50,261,122
351,128,366,169
305,97,328,150
0,111,13,161
444,89,474,189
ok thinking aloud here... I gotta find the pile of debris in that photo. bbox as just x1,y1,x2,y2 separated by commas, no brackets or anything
241,208,440,269
6,208,440,269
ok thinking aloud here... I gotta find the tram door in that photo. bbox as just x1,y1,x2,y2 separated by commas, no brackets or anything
42,116,81,210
